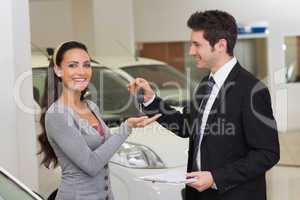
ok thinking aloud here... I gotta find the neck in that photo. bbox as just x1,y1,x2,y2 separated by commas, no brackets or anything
60,87,83,108
210,55,233,74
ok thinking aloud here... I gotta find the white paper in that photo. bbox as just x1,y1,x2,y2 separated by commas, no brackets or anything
137,170,198,185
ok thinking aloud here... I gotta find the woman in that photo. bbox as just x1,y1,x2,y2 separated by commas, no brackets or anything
38,41,160,200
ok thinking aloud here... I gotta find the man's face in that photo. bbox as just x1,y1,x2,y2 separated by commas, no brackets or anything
189,31,219,70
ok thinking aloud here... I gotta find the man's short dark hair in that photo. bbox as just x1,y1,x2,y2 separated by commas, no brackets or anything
187,10,238,56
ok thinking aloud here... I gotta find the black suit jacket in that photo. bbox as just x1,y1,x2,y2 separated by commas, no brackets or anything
143,63,280,200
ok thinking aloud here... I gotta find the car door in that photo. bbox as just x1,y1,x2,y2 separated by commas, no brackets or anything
0,168,43,200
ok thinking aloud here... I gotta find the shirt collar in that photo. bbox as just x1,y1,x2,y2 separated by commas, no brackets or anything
209,57,237,88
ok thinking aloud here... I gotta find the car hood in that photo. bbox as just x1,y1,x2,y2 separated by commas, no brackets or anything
115,122,189,168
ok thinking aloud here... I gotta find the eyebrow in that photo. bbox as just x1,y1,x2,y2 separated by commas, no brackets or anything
67,60,90,64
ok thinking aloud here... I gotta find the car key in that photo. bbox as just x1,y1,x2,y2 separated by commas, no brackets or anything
137,87,145,114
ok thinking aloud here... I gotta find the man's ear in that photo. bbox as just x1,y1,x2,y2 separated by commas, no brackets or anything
54,65,62,77
215,38,228,53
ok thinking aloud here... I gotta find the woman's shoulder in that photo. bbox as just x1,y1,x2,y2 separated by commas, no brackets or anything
85,99,101,112
85,99,96,107
45,101,71,119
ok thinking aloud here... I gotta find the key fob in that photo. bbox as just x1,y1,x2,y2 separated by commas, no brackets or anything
137,87,145,104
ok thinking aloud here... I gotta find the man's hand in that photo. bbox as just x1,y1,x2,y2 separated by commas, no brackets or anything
127,78,155,103
186,171,215,192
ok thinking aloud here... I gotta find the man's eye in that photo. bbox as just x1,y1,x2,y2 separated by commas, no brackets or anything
84,63,91,68
190,43,200,48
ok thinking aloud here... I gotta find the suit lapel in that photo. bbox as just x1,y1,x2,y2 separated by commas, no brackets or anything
193,76,209,116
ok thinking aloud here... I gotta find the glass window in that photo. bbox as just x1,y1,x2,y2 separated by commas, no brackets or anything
138,39,268,84
234,38,268,81
284,36,300,83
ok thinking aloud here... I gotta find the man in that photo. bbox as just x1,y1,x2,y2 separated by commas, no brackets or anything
128,10,279,200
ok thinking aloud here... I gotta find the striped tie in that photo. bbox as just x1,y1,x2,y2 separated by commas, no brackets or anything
192,76,216,171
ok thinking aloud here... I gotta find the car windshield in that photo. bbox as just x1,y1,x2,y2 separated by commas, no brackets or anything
0,171,39,200
121,64,196,104
87,67,140,121
32,67,140,126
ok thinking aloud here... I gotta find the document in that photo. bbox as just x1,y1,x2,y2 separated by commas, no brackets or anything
137,170,198,185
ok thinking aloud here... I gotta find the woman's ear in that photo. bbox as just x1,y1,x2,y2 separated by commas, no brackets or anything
54,65,62,77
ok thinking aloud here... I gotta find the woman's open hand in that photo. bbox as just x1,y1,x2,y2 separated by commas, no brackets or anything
127,114,162,128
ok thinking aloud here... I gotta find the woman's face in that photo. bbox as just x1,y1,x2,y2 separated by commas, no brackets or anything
55,48,92,92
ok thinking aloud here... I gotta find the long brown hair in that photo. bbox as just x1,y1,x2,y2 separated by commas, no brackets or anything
38,41,89,168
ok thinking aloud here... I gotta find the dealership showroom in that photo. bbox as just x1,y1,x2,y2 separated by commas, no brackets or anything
1,0,300,200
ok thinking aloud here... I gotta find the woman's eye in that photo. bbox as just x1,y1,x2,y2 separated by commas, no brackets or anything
68,63,77,68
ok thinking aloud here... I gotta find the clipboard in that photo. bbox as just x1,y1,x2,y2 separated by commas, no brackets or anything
136,170,198,185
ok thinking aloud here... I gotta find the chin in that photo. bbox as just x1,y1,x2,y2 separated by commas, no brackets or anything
69,85,88,92
76,87,88,92
196,63,206,69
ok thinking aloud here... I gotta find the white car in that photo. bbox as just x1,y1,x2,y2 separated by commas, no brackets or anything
0,167,44,200
32,52,194,200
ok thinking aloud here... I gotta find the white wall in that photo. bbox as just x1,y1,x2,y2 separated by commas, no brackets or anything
133,0,296,42
133,0,300,131
92,0,135,57
29,0,74,49
30,0,136,57
71,0,96,55
0,0,18,176
0,0,38,190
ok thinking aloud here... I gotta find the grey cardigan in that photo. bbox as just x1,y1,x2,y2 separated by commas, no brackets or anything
45,100,131,200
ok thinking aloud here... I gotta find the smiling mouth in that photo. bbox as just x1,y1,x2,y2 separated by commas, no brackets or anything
196,58,202,63
194,56,201,61
72,77,89,85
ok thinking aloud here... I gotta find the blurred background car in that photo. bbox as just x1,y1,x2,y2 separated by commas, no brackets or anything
92,56,197,108
32,51,194,200
0,166,44,200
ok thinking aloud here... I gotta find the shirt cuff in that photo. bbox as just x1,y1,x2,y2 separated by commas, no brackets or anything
143,95,156,107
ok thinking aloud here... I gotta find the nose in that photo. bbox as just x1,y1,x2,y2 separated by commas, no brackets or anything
76,65,86,75
189,45,196,57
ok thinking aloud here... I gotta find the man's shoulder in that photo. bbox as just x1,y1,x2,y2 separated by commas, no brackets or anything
200,75,210,83
237,64,267,89
234,64,270,101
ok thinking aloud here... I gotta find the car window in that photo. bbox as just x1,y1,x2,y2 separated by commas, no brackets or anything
0,171,39,200
32,68,47,105
88,68,139,118
121,64,191,90
32,67,139,123
122,64,196,104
